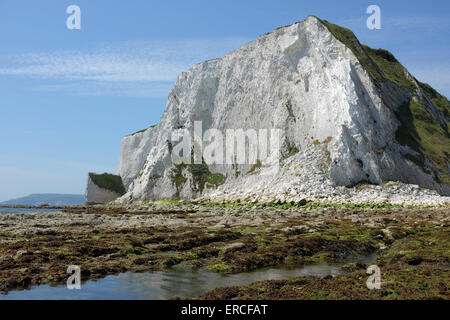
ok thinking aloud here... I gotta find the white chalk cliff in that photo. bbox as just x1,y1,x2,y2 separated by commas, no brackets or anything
117,127,156,188
86,175,123,205
113,16,450,205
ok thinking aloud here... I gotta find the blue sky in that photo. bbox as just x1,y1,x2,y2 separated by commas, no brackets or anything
0,0,449,201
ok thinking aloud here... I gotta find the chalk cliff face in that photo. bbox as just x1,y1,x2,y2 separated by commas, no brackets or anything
86,176,123,205
85,173,126,205
117,127,155,188
114,16,450,204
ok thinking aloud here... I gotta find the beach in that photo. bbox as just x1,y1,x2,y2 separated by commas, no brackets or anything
0,202,448,299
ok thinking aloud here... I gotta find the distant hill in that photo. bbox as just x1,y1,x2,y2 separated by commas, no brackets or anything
0,194,85,206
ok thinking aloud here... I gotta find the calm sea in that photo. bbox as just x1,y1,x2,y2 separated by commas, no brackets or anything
0,208,60,214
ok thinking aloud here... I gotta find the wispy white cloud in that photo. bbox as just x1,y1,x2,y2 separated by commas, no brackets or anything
34,81,175,98
0,37,250,97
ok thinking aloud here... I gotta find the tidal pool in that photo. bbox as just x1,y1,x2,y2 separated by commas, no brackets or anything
0,254,376,300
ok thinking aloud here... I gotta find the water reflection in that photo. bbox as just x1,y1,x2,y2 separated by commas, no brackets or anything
1,254,376,300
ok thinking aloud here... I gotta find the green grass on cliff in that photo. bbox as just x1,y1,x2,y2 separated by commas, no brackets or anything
320,19,450,184
189,161,226,193
362,45,417,91
89,173,126,195
127,124,156,137
419,82,450,122
395,99,450,184
170,160,226,196
320,19,415,90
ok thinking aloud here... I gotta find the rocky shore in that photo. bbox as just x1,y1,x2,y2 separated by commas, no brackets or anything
0,202,448,299
203,180,450,206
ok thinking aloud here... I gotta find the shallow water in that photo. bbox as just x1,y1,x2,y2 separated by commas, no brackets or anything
0,208,60,214
0,254,376,300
